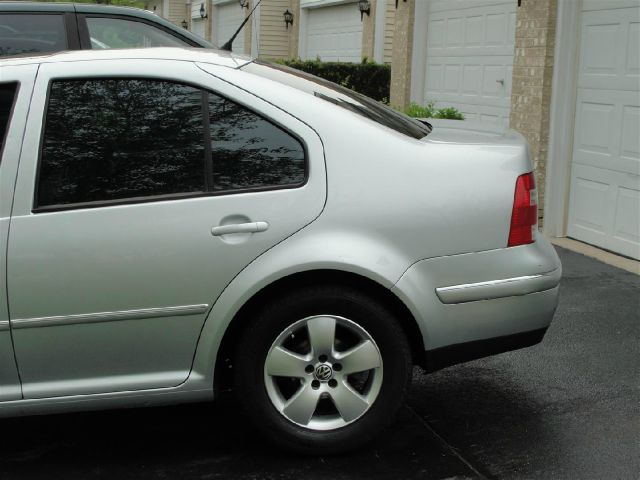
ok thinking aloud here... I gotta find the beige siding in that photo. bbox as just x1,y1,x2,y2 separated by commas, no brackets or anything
168,0,187,26
383,0,395,64
146,0,163,16
258,0,292,59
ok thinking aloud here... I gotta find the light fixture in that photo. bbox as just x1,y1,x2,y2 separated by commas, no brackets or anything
358,0,370,21
239,0,249,9
283,9,294,29
181,19,188,29
395,0,407,8
199,3,208,19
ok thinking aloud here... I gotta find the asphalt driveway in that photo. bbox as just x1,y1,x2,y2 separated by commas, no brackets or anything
1,246,638,479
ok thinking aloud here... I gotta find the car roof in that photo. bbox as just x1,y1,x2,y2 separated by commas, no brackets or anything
0,47,253,69
0,2,214,48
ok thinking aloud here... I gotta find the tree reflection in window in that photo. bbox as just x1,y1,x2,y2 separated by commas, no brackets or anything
208,94,305,191
38,79,204,207
37,78,306,209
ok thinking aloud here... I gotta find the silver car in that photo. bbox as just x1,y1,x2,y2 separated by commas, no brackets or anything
0,48,561,454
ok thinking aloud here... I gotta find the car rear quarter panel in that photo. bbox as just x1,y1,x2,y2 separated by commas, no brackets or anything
193,65,542,385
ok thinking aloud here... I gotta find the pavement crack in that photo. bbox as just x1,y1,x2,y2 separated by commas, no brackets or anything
405,405,493,480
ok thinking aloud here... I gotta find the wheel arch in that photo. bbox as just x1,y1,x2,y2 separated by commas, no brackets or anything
213,269,425,392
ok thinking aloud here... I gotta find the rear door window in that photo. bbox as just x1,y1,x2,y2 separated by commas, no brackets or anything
36,77,306,210
0,14,67,57
0,82,18,156
85,17,192,49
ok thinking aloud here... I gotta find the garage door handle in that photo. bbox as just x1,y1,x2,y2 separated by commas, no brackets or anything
211,222,269,236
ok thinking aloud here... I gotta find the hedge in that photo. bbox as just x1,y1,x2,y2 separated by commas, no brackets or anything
405,101,465,120
277,58,390,103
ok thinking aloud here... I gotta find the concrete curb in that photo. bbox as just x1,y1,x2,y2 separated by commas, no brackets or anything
550,237,639,275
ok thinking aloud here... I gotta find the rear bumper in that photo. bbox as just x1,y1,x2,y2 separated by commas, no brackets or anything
423,327,548,372
392,235,561,369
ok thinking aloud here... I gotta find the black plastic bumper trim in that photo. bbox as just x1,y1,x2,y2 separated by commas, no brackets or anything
423,327,548,373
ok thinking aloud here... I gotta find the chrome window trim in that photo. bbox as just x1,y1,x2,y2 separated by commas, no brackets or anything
10,304,209,329
0,320,9,332
435,268,562,304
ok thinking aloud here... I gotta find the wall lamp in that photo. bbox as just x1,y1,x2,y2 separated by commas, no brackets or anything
239,0,249,9
358,0,371,21
199,3,208,19
284,9,294,29
181,19,188,28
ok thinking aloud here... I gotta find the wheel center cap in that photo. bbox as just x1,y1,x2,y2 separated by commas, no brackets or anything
314,364,333,381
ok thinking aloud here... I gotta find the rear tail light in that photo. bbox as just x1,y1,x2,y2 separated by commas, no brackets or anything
508,172,538,247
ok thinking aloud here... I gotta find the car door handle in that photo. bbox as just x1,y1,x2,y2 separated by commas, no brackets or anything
211,221,269,236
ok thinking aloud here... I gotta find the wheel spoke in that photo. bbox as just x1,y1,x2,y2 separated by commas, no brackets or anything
306,316,336,356
331,382,370,423
337,340,381,374
282,383,320,425
265,346,309,378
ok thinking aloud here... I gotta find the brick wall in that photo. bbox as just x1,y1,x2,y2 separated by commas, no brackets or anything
389,0,414,109
509,0,557,220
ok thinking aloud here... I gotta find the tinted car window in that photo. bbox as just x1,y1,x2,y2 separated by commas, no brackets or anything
0,14,67,57
0,82,18,156
242,61,431,140
208,93,306,192
38,79,205,208
86,17,191,49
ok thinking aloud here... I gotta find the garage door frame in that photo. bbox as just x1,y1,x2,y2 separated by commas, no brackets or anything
544,0,639,260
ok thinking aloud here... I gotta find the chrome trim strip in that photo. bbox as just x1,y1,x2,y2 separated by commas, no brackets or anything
436,268,562,304
11,304,209,330
0,320,10,332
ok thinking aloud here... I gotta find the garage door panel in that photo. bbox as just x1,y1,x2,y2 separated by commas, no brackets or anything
427,3,516,57
568,165,640,259
573,89,639,175
305,3,362,62
579,7,640,90
425,59,511,108
191,18,205,39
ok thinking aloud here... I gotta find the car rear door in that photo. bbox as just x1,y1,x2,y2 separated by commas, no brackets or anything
7,58,326,399
0,64,38,401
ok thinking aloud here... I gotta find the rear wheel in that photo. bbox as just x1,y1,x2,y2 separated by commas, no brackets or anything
233,285,412,454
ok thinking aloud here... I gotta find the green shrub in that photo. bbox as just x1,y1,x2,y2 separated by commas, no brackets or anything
277,58,390,102
404,101,464,120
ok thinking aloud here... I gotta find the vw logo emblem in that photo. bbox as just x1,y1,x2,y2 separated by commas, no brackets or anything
314,364,333,381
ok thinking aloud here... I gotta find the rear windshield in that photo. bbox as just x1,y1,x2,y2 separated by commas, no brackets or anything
241,61,431,140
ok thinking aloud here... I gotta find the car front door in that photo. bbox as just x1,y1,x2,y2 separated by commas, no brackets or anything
7,59,326,399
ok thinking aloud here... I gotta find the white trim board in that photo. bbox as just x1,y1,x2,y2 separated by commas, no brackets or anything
543,0,581,238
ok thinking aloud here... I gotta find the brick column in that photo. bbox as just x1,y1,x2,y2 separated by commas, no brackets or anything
361,0,377,61
205,0,214,43
509,0,557,220
389,0,415,109
288,0,301,59
243,1,252,55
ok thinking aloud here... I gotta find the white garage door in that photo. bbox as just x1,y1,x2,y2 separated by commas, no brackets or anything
214,1,245,53
305,2,362,62
567,1,640,260
191,18,206,39
423,0,516,126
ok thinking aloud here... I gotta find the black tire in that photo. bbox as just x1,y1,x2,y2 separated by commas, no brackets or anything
233,284,412,455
